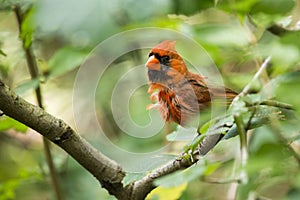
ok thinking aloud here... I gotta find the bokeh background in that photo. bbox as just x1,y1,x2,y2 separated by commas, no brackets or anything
1,0,300,199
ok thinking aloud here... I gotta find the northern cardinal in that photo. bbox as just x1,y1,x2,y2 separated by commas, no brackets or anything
146,40,237,126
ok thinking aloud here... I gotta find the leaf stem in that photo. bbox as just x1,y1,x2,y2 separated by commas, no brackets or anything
233,114,249,200
259,100,294,110
240,56,272,96
202,177,240,184
233,115,248,184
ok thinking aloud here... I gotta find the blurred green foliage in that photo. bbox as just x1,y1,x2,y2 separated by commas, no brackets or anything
1,0,300,199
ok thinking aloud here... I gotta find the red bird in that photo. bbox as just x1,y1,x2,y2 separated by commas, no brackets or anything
146,40,237,126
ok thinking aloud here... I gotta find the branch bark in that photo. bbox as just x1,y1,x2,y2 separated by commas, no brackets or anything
1,78,293,199
0,80,128,199
130,156,196,199
0,79,202,199
14,6,63,200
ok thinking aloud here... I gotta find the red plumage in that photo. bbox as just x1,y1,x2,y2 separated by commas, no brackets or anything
146,40,237,126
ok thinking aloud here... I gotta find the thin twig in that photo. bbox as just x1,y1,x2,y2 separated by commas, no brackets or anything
260,100,294,110
240,56,272,96
233,115,248,185
201,177,240,184
14,6,63,200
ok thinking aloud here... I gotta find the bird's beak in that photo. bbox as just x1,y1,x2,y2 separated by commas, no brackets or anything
146,55,160,71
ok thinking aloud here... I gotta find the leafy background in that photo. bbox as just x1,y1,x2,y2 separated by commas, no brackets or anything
1,0,300,199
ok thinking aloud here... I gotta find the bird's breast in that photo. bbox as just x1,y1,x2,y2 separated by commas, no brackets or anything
155,85,200,126
147,69,170,85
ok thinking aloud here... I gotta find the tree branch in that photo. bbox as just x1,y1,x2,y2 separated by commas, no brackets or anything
0,79,203,199
0,80,128,199
1,76,293,199
130,155,197,199
0,79,244,199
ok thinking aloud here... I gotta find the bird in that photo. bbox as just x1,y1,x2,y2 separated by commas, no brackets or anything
146,40,237,126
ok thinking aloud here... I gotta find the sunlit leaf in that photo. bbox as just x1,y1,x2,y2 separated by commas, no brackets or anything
0,49,7,57
255,32,300,70
229,73,258,91
217,0,259,14
203,162,221,176
15,78,39,95
21,6,36,49
146,183,187,200
274,71,300,114
247,143,290,175
251,0,295,15
48,47,89,78
169,0,214,16
293,172,300,189
0,116,28,133
198,119,214,134
281,31,300,47
0,179,19,200
195,24,249,47
262,71,299,99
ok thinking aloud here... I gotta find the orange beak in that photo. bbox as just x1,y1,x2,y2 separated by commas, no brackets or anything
146,55,160,71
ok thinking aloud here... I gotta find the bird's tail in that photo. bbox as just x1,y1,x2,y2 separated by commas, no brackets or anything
210,87,237,104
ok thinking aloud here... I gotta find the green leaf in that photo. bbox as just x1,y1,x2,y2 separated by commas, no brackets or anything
249,126,278,153
48,47,89,78
0,179,19,200
225,104,285,139
15,78,39,95
203,162,221,176
240,94,263,105
293,172,300,189
195,24,249,47
230,98,248,116
262,72,300,99
198,119,215,134
0,116,28,133
21,6,36,49
146,183,187,200
274,71,300,114
247,143,290,175
167,0,214,16
184,133,207,153
217,0,259,14
280,31,300,51
154,163,206,187
251,0,295,15
0,49,7,57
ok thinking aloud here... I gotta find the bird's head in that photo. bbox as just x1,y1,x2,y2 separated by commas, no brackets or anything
146,40,188,85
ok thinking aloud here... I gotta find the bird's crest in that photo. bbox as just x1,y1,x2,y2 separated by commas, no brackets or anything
153,40,176,52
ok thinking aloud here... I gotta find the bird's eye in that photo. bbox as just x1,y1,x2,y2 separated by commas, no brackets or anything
160,55,170,64
148,52,154,57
